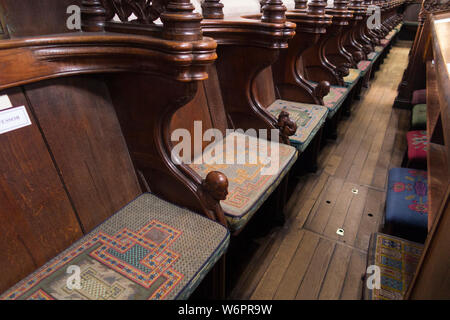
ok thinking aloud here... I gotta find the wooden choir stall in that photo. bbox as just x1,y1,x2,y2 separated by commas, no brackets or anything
0,0,448,301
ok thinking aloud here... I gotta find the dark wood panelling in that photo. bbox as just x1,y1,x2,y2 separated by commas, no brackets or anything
0,0,81,38
24,76,141,232
0,87,83,293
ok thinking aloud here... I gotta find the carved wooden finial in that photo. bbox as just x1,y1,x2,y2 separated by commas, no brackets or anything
201,171,229,226
261,0,287,23
276,111,297,145
202,0,224,19
307,0,328,15
334,0,350,10
295,0,308,9
81,0,106,32
161,0,203,41
314,80,331,100
336,63,351,78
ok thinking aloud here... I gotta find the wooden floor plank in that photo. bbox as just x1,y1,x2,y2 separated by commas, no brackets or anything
318,244,353,300
339,250,367,300
295,237,336,300
273,231,320,300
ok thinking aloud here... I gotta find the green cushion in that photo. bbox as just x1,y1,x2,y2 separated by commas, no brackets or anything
190,132,298,233
323,86,349,118
0,194,230,300
267,100,328,152
412,104,427,129
344,68,362,88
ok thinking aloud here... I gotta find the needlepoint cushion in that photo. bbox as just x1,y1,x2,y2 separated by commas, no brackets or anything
364,233,423,300
343,68,361,87
0,193,230,300
407,130,428,162
385,168,428,243
357,60,371,75
380,39,390,47
323,86,348,118
411,89,426,105
267,100,328,152
189,132,298,233
411,104,427,129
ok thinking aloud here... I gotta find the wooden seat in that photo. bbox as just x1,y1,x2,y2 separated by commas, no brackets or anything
1,193,230,300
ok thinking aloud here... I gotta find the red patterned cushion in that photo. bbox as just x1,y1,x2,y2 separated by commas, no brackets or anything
407,130,428,161
412,89,426,105
380,39,389,47
357,60,371,72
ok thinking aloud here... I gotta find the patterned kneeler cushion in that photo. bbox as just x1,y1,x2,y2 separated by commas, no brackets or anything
411,104,427,129
385,168,428,243
323,86,348,118
0,194,230,300
380,39,390,47
189,132,298,233
267,100,328,152
364,233,423,300
407,130,428,163
343,68,361,88
357,60,371,76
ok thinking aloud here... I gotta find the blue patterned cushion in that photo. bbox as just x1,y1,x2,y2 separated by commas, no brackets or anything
357,60,372,76
386,168,428,243
344,68,362,88
323,86,348,118
364,233,423,300
189,132,298,233
267,100,328,152
0,193,230,300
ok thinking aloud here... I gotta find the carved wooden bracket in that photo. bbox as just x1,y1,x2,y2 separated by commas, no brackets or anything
101,0,168,24
276,111,298,145
199,171,229,227
336,62,351,77
314,80,331,101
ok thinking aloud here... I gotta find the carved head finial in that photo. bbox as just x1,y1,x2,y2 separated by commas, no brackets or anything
81,0,106,32
277,111,297,145
202,171,229,201
202,0,224,19
160,0,203,41
362,44,372,54
315,80,331,99
336,63,351,78
261,0,287,23
353,50,364,62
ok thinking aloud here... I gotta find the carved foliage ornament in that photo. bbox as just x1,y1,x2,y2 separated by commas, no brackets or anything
419,0,450,20
102,0,169,23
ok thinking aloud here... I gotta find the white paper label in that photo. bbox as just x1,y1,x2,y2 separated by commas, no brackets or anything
0,94,13,110
0,106,32,135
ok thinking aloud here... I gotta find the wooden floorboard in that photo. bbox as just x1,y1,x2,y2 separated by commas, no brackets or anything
231,43,412,300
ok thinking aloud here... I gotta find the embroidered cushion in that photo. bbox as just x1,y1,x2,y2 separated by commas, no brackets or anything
385,168,428,243
364,233,423,300
189,132,298,233
0,193,230,300
375,46,384,53
411,89,426,105
357,60,372,75
323,86,348,118
411,104,427,130
380,39,390,47
267,100,328,152
343,68,362,88
407,130,428,163
385,30,396,40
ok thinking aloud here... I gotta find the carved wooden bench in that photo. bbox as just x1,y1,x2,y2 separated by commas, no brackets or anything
0,0,232,300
